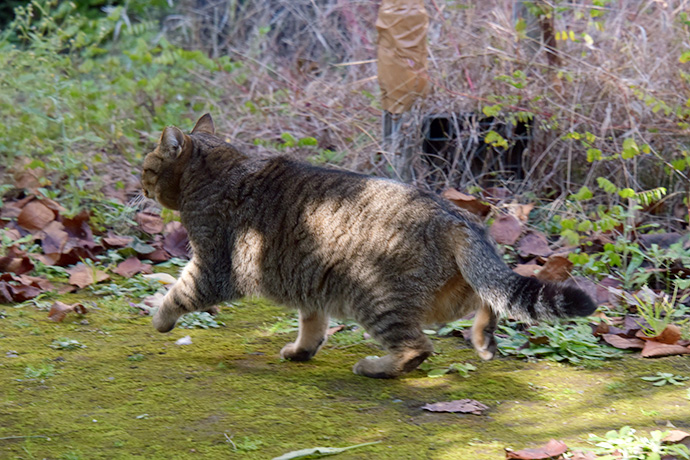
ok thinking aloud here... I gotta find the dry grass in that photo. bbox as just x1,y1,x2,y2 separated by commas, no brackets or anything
164,0,689,212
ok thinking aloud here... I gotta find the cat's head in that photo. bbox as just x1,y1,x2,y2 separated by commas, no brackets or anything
141,113,216,210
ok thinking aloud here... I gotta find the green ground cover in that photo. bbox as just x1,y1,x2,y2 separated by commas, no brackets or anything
1,295,688,459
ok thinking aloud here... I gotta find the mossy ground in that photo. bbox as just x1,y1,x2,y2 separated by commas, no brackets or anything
1,293,689,460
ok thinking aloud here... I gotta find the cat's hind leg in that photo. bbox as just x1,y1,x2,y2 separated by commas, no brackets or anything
470,302,498,360
153,258,234,332
352,310,433,379
280,310,330,362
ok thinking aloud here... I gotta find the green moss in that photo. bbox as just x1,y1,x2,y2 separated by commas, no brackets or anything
1,296,689,459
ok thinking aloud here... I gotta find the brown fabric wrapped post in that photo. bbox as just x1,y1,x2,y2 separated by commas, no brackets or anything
376,0,429,114
376,0,429,181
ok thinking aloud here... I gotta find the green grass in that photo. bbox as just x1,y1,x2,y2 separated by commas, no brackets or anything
1,296,689,459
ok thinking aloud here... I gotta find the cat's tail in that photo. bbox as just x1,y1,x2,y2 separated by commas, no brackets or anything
454,224,597,321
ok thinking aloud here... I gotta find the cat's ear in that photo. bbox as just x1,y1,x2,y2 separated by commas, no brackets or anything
191,113,215,135
160,126,185,159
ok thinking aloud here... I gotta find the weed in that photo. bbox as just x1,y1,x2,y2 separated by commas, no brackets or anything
497,319,625,364
127,353,145,362
24,363,56,379
424,362,477,379
177,311,224,329
640,372,689,386
586,426,690,460
633,288,686,337
49,338,86,350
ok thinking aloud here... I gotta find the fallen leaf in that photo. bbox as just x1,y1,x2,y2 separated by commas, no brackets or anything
442,189,491,217
143,248,171,263
102,234,133,248
569,451,598,460
0,255,34,275
635,324,682,345
641,341,690,358
517,232,553,258
114,257,153,278
507,203,535,223
163,223,189,258
663,430,690,449
40,220,69,255
421,399,489,415
536,254,573,282
61,210,93,240
17,200,55,231
0,281,13,303
514,264,540,277
66,263,110,289
327,325,345,336
602,334,645,350
48,301,88,322
8,283,41,302
136,212,164,234
505,439,568,460
490,214,523,245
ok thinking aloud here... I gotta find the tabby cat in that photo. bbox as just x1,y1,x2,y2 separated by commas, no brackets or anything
142,114,596,379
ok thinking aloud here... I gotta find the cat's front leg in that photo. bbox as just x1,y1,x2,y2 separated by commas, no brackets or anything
153,257,232,332
280,310,329,361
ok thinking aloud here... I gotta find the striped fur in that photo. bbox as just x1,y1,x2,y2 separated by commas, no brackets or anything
142,114,597,379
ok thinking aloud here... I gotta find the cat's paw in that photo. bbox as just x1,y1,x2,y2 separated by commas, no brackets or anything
152,309,177,333
352,356,398,379
280,343,315,362
473,335,497,361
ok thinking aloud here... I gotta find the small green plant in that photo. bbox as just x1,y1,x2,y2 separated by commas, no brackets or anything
640,372,689,386
127,353,145,362
177,311,224,329
497,319,625,364
586,426,690,460
436,318,474,336
49,338,86,350
425,362,477,378
24,363,56,379
633,288,685,337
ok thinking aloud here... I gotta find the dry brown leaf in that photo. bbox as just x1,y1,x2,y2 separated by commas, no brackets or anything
66,263,110,289
40,220,69,255
48,301,88,322
490,214,523,245
113,257,153,278
514,264,540,277
102,234,134,248
569,451,598,460
327,325,345,335
163,223,189,258
136,212,164,234
0,255,34,275
505,439,568,460
602,334,645,350
635,324,682,344
17,200,55,231
0,281,12,303
8,284,41,302
441,189,491,217
536,254,573,282
517,232,553,258
507,203,535,223
663,430,690,446
144,248,171,263
641,341,690,358
421,399,488,415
